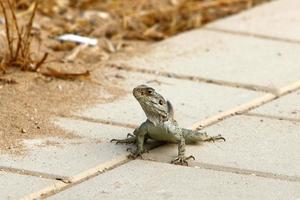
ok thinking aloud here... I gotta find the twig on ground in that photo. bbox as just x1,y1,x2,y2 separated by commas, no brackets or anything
0,77,17,85
40,67,90,80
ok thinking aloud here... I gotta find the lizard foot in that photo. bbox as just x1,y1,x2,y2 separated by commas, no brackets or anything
127,147,149,153
110,135,136,144
126,148,148,159
205,134,226,142
171,155,195,166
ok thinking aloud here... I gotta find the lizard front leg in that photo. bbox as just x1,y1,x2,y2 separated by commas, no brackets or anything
171,136,195,166
127,122,149,159
128,132,146,159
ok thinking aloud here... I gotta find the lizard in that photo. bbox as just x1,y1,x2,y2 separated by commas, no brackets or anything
111,84,225,165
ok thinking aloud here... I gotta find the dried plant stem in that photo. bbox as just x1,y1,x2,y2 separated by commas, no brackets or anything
0,0,47,72
0,1,13,59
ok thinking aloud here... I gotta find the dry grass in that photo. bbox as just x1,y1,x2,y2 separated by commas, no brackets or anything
9,0,270,40
74,0,270,40
0,0,48,73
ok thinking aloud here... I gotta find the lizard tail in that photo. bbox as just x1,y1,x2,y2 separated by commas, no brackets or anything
182,128,224,144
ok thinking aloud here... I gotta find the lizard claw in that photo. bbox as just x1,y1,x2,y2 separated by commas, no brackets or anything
214,134,226,142
171,155,195,166
110,138,118,143
110,139,124,144
206,134,226,142
127,148,147,159
127,151,144,159
127,133,135,138
143,148,149,153
110,137,136,144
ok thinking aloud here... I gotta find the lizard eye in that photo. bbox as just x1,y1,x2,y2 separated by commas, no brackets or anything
159,99,164,105
148,90,153,94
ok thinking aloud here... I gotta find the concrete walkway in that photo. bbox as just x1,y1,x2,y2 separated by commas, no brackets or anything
1,0,300,199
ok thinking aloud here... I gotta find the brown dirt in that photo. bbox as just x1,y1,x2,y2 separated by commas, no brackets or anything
0,64,130,155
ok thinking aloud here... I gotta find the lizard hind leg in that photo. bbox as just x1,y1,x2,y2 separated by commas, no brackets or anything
182,129,225,143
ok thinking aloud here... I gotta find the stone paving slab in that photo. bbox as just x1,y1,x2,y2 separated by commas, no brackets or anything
249,90,300,119
0,171,56,200
76,70,262,128
143,116,300,177
115,29,300,89
48,160,300,200
0,119,132,177
206,0,300,42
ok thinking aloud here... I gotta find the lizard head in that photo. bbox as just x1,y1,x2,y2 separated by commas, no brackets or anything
133,85,170,123
133,85,163,103
133,85,165,107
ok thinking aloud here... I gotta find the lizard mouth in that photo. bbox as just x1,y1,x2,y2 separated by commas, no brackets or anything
132,88,146,99
132,90,141,99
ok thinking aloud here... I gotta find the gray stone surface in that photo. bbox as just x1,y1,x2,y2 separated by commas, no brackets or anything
0,119,132,177
250,90,300,119
49,160,300,200
116,29,300,89
144,116,300,177
76,71,262,128
0,171,56,200
207,0,300,41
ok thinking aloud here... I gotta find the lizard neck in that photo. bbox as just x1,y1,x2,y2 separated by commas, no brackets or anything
144,109,166,125
138,98,169,125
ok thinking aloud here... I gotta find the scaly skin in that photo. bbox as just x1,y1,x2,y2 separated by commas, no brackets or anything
111,85,225,165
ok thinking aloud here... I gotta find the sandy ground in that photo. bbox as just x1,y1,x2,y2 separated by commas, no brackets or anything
0,56,131,155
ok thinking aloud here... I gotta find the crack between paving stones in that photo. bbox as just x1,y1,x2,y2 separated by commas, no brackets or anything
108,63,278,94
140,158,300,183
193,92,277,130
204,27,300,45
41,159,132,199
244,112,300,123
192,162,300,183
59,113,137,129
20,156,130,200
20,142,164,200
192,80,300,130
0,166,70,183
